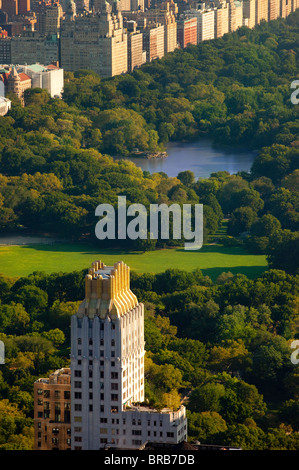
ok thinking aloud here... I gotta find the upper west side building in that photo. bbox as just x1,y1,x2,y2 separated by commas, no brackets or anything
70,261,188,450
213,0,229,37
60,4,128,77
126,21,146,72
177,15,198,48
10,31,59,66
255,0,268,23
123,7,177,54
141,22,165,62
185,5,216,42
243,0,256,27
268,0,280,20
227,0,243,31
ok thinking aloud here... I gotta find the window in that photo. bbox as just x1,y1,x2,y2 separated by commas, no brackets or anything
75,404,82,411
167,432,174,438
111,383,118,390
64,391,70,399
75,392,81,399
74,381,81,388
75,371,81,377
111,394,118,401
111,372,118,379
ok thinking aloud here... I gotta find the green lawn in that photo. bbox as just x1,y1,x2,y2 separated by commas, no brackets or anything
0,242,268,281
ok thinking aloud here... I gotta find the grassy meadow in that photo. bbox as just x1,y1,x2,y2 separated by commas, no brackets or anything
0,242,268,281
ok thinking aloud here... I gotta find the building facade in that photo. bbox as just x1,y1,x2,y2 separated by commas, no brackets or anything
126,21,146,71
186,6,216,42
243,0,256,27
10,31,59,65
177,16,197,48
60,6,128,77
70,261,187,450
255,0,268,23
142,23,165,61
34,368,71,451
214,0,229,37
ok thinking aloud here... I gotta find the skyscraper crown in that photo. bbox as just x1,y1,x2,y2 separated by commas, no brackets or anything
77,260,138,319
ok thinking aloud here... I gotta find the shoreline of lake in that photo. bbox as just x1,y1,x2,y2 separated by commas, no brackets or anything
115,138,257,180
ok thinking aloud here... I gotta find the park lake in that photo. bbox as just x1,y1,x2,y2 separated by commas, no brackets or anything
115,138,257,179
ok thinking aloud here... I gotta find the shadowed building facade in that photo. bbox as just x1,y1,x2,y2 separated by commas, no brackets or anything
34,368,71,450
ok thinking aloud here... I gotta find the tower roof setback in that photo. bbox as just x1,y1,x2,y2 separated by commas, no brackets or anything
77,261,138,319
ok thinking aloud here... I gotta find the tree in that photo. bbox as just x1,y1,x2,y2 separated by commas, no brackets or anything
187,410,227,441
227,206,257,235
42,329,65,348
177,170,195,187
267,230,299,274
187,383,226,413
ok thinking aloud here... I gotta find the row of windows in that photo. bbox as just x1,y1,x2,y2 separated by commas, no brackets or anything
74,394,119,411
37,389,70,399
36,438,71,447
77,320,116,330
75,359,118,367
78,338,116,346
77,349,117,357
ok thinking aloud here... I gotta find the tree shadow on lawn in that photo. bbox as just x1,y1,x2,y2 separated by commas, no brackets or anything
19,243,146,256
201,265,268,281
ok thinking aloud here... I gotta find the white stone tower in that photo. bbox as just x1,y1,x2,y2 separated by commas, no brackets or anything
70,261,187,450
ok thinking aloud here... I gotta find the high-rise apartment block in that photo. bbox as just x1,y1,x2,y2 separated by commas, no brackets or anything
70,261,187,450
60,4,128,77
212,0,229,37
227,0,243,30
126,20,146,71
142,22,165,61
255,0,268,22
186,5,216,42
10,31,59,65
34,368,71,451
268,0,280,20
243,0,256,27
36,2,63,35
177,16,197,47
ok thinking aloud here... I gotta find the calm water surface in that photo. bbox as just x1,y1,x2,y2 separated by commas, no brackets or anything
117,139,257,179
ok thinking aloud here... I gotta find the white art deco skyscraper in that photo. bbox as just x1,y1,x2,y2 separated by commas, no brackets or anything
70,261,187,450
